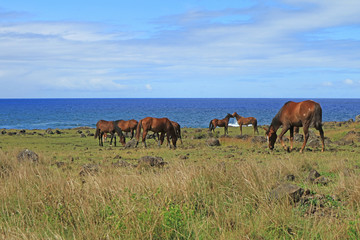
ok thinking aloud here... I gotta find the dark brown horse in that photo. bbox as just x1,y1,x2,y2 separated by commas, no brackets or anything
264,100,325,153
94,120,125,147
152,120,183,145
114,119,138,139
135,117,177,148
171,120,183,144
232,112,259,136
209,113,233,135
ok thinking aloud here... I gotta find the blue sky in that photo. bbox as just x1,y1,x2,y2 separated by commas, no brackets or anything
0,0,359,98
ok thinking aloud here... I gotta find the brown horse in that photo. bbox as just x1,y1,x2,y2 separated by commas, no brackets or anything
135,117,177,148
264,100,325,153
171,120,183,144
209,113,233,135
151,120,183,145
94,120,125,147
232,112,259,136
114,119,138,139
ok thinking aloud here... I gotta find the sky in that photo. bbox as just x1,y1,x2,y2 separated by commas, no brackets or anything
0,0,360,98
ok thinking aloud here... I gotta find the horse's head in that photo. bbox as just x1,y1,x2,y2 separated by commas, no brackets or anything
119,134,126,146
263,126,277,150
226,113,234,119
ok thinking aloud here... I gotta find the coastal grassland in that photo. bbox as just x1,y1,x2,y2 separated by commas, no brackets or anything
0,123,360,239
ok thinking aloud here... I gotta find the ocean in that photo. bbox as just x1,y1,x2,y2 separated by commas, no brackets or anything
0,98,359,130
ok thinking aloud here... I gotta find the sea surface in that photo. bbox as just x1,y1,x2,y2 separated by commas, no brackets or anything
0,98,359,130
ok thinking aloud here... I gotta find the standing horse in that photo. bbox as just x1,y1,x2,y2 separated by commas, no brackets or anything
209,113,233,135
94,120,125,147
135,117,177,148
114,119,138,139
232,112,259,136
171,120,183,144
264,100,325,153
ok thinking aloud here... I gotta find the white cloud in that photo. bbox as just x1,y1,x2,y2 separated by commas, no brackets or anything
145,84,152,90
1,0,360,97
322,81,333,87
344,79,354,85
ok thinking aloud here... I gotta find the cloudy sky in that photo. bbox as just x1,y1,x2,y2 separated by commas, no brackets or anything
1,0,359,98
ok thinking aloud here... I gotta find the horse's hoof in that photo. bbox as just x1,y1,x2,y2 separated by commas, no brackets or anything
286,147,291,153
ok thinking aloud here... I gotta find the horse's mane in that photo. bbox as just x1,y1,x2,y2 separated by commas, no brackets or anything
270,101,292,128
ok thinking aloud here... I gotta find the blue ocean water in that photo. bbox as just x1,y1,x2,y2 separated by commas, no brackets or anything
0,98,359,129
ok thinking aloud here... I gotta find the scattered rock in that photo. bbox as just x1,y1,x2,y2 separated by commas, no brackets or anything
206,138,220,146
137,156,167,168
53,161,65,168
1,129,6,135
112,160,132,168
234,135,250,140
77,130,83,134
286,174,295,181
294,133,304,142
80,133,86,138
79,164,99,176
270,183,304,203
251,136,267,143
55,130,62,134
314,176,330,185
17,149,39,163
45,128,54,134
125,139,137,148
179,155,188,160
306,170,321,182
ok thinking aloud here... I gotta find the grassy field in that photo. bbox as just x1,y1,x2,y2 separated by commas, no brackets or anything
0,122,360,239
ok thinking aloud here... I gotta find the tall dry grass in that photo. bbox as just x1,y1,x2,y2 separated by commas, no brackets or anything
1,143,360,240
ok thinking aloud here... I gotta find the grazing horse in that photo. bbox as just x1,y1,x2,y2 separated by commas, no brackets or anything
94,120,125,147
232,112,259,136
114,119,138,139
135,117,177,148
171,120,183,144
151,120,183,145
264,100,325,153
209,113,233,135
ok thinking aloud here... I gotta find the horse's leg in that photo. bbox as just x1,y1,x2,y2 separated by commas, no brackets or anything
99,132,103,146
159,132,165,147
278,127,289,151
114,133,116,147
109,133,114,146
240,124,243,136
142,130,147,148
318,126,325,152
300,125,310,153
130,130,134,139
289,127,294,151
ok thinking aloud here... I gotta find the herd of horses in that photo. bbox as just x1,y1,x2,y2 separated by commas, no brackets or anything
94,100,325,152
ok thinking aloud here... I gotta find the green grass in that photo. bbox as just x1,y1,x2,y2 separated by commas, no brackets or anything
0,123,360,239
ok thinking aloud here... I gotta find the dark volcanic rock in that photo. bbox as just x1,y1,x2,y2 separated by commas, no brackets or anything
125,139,137,148
79,164,99,176
112,160,132,168
251,136,267,143
17,149,39,163
137,156,167,168
206,138,220,146
270,183,304,203
306,170,321,182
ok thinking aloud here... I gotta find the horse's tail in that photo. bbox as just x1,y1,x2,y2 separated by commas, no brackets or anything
113,120,124,138
209,120,213,131
136,119,142,141
254,119,259,133
94,125,100,139
313,103,323,129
